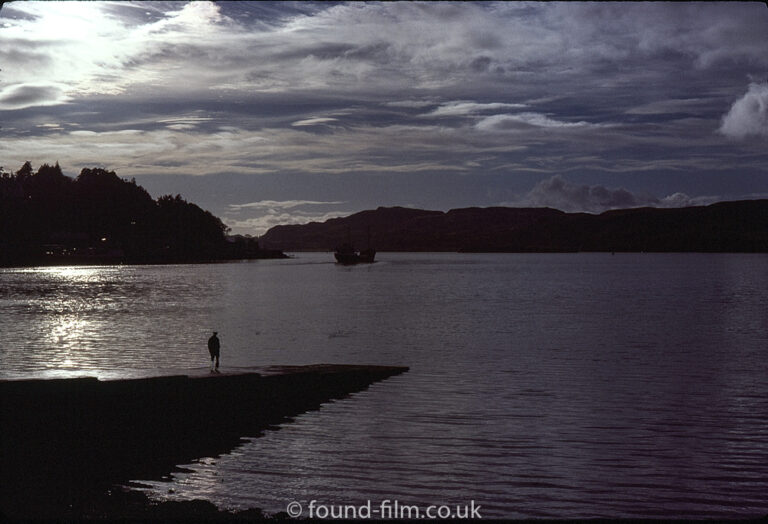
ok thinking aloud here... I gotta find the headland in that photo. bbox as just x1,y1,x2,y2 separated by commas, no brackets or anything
0,364,408,519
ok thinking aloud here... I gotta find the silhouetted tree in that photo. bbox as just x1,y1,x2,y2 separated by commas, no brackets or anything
18,163,74,242
156,194,229,260
0,162,238,265
73,167,157,254
15,161,32,180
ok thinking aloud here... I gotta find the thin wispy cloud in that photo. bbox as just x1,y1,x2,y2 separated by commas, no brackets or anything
426,102,527,118
475,113,605,132
229,200,346,211
291,117,339,127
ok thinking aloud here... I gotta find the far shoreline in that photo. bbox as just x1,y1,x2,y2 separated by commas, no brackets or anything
4,250,768,271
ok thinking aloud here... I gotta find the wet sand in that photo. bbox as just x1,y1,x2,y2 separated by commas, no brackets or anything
0,364,408,519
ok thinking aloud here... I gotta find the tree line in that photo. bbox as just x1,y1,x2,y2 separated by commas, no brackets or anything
0,162,281,266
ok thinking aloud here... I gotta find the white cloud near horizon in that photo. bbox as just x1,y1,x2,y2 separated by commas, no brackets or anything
224,199,350,235
511,175,725,214
224,209,350,237
719,82,768,139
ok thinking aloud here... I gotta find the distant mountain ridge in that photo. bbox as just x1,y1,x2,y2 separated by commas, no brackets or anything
259,200,768,253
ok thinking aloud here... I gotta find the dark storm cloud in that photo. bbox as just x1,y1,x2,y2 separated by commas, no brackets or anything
0,85,65,110
0,4,39,21
0,45,51,68
215,1,333,26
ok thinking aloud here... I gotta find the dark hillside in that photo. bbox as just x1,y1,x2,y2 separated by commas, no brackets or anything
259,200,768,253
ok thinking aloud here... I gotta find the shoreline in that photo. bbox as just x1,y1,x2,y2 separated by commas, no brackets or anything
0,252,290,270
0,364,408,519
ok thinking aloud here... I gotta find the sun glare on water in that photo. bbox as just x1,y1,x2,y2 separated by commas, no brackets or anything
16,265,127,379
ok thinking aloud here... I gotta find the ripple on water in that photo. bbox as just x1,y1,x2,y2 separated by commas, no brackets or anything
3,254,768,518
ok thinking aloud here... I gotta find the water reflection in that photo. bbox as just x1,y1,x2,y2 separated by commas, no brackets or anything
43,314,90,368
0,266,124,378
34,265,115,279
1,263,230,380
4,254,768,518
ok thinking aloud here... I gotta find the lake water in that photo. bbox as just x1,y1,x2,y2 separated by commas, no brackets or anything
1,253,767,518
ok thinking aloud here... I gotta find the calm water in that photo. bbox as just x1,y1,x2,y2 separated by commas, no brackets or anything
1,253,767,518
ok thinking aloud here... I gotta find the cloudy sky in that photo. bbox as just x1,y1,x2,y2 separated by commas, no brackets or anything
1,1,767,235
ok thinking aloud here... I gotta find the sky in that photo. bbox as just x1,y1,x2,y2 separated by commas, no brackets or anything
1,1,767,236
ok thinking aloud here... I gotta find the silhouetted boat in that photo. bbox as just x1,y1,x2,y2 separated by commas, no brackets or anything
334,243,376,264
334,227,376,264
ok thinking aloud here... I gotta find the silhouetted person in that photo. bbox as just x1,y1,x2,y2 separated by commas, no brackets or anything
208,331,220,372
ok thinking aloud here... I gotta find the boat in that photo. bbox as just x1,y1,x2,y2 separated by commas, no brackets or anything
334,228,376,264
334,244,376,264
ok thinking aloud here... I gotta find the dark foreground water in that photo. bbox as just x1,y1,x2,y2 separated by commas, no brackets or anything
1,253,767,518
